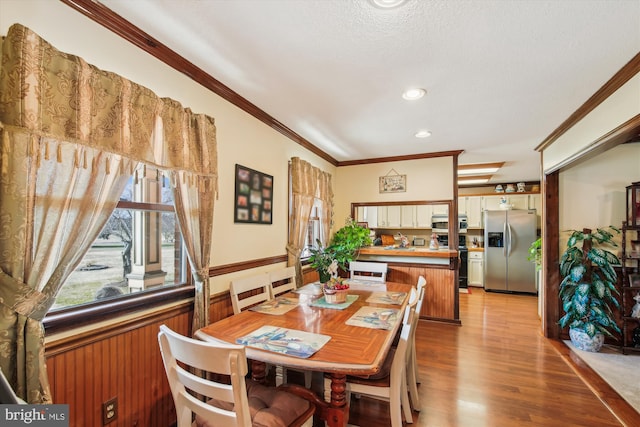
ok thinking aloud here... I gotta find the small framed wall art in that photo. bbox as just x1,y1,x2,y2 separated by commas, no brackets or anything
379,169,406,193
234,164,273,224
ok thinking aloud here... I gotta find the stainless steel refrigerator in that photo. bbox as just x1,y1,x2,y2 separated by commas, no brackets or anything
484,209,537,293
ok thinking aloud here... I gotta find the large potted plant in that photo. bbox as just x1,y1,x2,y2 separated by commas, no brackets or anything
559,226,621,352
309,218,372,283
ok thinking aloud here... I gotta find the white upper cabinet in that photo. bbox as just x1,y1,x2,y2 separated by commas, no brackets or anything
415,205,432,227
401,205,416,228
482,194,532,210
378,206,401,227
459,196,483,228
529,194,542,213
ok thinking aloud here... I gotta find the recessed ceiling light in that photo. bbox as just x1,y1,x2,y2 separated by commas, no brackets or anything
402,88,426,100
415,130,432,138
369,0,407,9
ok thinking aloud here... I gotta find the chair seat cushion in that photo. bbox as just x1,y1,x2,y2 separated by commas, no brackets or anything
197,380,311,427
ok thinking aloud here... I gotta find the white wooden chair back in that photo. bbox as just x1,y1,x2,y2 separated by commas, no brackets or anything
230,273,272,314
349,261,388,282
325,303,415,427
407,276,426,411
158,324,252,427
269,266,297,298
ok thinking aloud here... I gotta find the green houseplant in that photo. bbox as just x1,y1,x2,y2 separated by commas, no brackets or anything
559,226,621,352
309,218,372,282
527,237,542,271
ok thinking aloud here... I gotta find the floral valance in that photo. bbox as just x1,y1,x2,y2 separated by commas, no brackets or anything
0,23,217,177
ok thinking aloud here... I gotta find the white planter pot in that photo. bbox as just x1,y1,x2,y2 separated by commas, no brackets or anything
569,327,604,352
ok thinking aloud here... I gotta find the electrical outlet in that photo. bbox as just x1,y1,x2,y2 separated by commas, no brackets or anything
102,397,118,425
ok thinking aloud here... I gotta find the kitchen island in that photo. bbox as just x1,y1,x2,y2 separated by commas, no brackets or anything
357,246,460,324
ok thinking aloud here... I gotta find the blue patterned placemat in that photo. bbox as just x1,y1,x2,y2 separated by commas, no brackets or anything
345,306,399,330
236,325,331,358
366,292,407,305
310,294,359,310
248,297,299,315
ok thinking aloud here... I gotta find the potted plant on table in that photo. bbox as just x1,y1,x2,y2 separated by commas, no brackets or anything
559,226,621,352
308,218,372,283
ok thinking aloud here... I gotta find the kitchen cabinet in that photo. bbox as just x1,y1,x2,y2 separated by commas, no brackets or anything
401,205,416,228
529,193,542,212
482,193,539,211
459,196,483,228
353,203,449,229
431,205,448,215
355,206,378,228
468,251,484,287
415,205,432,227
378,205,401,227
483,194,528,210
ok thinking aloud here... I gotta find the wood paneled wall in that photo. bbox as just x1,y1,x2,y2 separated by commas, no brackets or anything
44,293,233,427
387,265,458,323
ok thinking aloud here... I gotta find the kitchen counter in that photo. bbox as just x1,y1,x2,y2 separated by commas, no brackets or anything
359,246,458,258
468,247,485,252
358,246,457,266
357,246,460,324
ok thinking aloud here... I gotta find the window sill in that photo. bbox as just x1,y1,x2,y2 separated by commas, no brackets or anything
44,285,195,334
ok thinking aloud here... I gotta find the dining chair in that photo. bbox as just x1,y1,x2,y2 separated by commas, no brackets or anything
349,261,388,282
158,324,315,427
323,300,417,427
268,266,313,389
406,276,426,411
269,266,298,298
230,273,272,314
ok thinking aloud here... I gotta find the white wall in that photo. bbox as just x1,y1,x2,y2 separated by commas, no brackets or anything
0,0,335,294
544,73,640,174
559,143,640,232
333,157,454,228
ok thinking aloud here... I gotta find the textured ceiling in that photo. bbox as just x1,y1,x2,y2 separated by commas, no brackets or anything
99,0,640,183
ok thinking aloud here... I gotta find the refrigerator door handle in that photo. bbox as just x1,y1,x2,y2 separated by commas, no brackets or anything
506,222,513,257
503,222,507,257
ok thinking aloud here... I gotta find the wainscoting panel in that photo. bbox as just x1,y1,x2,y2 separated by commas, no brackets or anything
45,302,200,427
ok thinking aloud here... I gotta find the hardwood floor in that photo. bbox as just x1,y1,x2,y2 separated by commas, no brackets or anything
347,288,640,427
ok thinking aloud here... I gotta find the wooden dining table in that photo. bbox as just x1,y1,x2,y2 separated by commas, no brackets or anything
196,280,413,427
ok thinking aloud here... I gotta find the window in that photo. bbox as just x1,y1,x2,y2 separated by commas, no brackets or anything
300,199,324,260
50,166,187,311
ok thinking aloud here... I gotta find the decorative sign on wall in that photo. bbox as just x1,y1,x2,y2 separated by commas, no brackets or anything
234,164,273,224
379,169,406,193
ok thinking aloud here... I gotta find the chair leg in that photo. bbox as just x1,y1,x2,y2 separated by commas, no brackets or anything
303,371,312,389
401,373,413,424
412,346,421,384
407,352,421,411
276,365,285,386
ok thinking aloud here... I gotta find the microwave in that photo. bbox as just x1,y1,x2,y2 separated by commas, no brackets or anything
431,214,468,233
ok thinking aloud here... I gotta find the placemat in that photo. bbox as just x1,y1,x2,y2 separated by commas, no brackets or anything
345,306,399,330
344,279,387,291
310,294,359,310
236,325,331,358
249,297,299,315
366,291,407,305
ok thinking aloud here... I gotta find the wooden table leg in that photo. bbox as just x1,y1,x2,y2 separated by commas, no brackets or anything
250,360,267,384
326,373,349,427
